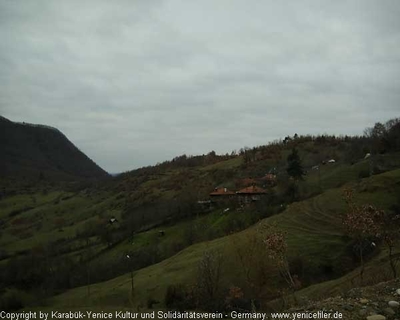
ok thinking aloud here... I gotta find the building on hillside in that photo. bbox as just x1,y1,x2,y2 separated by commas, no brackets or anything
259,173,277,187
209,187,236,202
236,185,267,204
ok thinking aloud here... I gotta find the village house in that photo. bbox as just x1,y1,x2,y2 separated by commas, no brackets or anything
236,185,267,204
208,173,273,206
209,187,236,203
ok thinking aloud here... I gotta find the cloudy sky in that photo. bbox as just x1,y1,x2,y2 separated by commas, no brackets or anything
1,1,399,173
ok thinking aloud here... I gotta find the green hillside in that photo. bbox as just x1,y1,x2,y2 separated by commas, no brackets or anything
43,169,400,311
1,118,400,313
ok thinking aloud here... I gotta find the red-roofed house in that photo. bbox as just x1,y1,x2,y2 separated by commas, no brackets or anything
209,187,235,202
236,185,267,203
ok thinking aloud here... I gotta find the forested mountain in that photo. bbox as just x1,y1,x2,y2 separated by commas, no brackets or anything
0,116,108,181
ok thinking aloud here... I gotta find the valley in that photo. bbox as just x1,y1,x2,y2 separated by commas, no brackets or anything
1,117,400,317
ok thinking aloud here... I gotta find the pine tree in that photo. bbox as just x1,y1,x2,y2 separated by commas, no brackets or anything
286,148,304,180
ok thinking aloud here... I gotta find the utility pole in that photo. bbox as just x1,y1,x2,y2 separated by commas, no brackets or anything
126,255,135,298
318,167,321,191
87,263,91,297
369,153,374,177
369,141,375,177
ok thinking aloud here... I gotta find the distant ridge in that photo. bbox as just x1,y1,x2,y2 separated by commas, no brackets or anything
15,121,60,132
0,115,109,181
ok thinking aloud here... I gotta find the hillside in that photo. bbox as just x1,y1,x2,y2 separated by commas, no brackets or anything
42,169,400,312
0,116,108,182
1,118,400,314
285,279,400,319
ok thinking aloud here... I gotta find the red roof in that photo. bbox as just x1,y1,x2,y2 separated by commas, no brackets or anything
210,187,235,196
236,186,267,194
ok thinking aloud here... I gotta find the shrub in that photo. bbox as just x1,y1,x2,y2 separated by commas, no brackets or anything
289,256,304,280
358,170,370,179
196,250,224,311
146,296,158,309
164,284,195,311
0,288,30,311
224,286,254,312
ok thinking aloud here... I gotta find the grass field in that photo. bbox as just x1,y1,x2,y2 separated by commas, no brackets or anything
2,147,400,313
43,169,400,310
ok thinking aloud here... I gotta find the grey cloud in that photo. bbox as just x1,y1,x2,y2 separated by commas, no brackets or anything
1,0,400,172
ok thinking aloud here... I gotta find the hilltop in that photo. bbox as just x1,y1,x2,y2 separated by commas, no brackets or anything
0,116,108,182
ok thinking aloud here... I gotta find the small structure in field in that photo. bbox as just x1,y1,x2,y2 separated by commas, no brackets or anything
327,159,336,164
109,217,118,224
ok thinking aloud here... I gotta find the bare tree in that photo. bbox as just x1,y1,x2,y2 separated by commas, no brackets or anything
196,249,223,310
376,210,400,278
342,188,384,282
262,224,295,289
231,232,272,304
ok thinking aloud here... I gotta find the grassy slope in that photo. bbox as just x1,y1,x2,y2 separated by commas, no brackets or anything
1,147,398,312
0,154,242,264
1,147,393,262
0,190,123,259
46,169,400,310
199,157,243,171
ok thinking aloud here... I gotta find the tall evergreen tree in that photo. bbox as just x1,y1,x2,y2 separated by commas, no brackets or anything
286,148,304,180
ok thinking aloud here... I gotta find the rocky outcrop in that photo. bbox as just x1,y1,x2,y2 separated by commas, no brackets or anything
287,279,400,320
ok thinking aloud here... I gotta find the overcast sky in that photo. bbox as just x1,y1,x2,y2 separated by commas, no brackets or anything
1,1,399,173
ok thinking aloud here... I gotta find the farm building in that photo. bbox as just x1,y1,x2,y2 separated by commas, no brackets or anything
209,187,236,202
236,185,267,204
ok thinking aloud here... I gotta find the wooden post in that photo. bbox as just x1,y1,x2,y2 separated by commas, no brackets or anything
131,269,134,298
